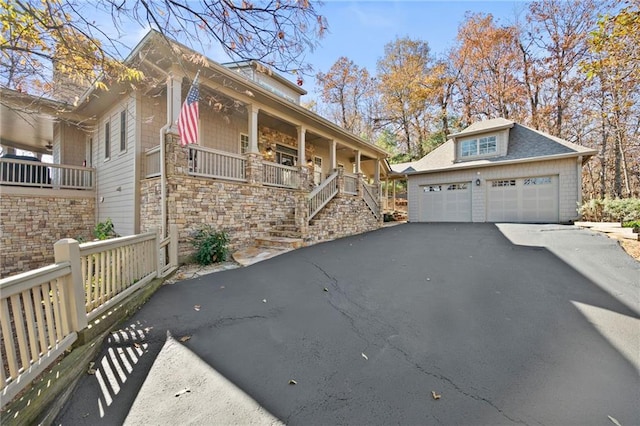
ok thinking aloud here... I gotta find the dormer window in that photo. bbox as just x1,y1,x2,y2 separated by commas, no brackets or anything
460,135,497,158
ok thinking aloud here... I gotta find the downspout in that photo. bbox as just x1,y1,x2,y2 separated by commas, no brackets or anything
576,156,583,221
159,75,175,238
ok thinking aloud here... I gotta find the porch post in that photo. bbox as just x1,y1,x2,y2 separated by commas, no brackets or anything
168,74,182,131
374,159,380,184
297,125,306,165
355,150,361,174
248,104,260,153
329,139,337,170
392,181,397,211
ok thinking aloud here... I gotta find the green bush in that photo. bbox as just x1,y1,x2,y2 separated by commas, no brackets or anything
623,220,640,229
93,218,118,240
191,225,229,265
579,198,640,222
604,198,640,222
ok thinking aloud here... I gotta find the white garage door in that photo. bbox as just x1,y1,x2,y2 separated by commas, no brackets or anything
419,182,472,222
487,176,559,223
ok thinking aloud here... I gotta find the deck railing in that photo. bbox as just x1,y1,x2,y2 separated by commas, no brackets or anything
263,161,299,189
308,171,339,221
0,158,94,190
362,182,380,220
0,226,178,407
189,146,246,182
343,173,358,195
144,146,161,178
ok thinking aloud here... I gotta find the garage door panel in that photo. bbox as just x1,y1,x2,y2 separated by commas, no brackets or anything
488,176,558,223
419,182,471,222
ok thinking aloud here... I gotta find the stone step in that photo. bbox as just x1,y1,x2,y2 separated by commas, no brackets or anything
255,236,304,249
270,230,302,239
273,223,299,231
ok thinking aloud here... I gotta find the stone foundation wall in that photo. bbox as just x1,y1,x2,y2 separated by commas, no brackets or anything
140,178,162,233
167,177,298,260
0,192,95,278
307,194,381,243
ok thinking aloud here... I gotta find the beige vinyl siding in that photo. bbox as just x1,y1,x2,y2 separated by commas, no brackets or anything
95,96,137,236
140,93,167,152
407,158,580,223
199,105,247,153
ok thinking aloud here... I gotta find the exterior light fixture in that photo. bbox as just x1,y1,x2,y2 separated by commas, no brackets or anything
307,158,313,167
265,146,274,159
475,178,481,186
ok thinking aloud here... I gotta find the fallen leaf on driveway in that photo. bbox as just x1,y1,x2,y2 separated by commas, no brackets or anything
361,353,368,360
288,379,297,385
220,285,225,289
194,305,201,311
175,388,191,397
134,342,141,349
87,362,96,375
608,416,622,426
262,299,267,303
179,335,191,342
431,391,441,400
323,287,329,292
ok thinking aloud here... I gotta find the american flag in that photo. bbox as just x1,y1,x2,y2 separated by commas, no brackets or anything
178,76,199,146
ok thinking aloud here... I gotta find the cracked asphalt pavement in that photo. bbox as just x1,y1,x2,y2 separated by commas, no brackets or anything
56,223,639,425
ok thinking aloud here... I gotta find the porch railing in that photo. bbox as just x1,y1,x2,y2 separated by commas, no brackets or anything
189,146,247,182
263,161,299,189
362,182,380,220
144,146,161,178
0,158,94,190
0,226,178,407
344,173,358,195
308,170,339,221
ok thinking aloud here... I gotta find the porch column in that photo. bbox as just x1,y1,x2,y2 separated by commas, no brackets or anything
248,104,260,153
392,181,397,211
355,150,361,174
168,74,182,131
374,159,380,184
297,125,306,165
329,139,337,170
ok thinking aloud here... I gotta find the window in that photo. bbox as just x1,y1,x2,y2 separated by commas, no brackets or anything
447,183,468,191
240,134,249,154
491,179,516,187
461,135,497,157
524,177,552,185
275,144,298,166
120,110,127,152
104,122,111,159
424,185,442,192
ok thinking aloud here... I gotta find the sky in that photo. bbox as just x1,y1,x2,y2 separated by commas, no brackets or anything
104,1,529,97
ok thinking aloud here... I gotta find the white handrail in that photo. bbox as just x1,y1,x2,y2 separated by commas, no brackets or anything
308,171,339,221
263,161,299,188
189,145,247,182
0,158,94,190
362,182,380,220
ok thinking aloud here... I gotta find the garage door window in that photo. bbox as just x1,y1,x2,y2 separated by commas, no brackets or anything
524,177,552,185
424,185,442,192
492,179,516,187
447,183,468,190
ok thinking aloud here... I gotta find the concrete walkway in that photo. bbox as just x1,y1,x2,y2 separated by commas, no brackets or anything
575,221,639,241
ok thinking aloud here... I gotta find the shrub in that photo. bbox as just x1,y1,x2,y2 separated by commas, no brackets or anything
191,225,229,265
94,218,118,240
579,198,640,222
604,198,640,222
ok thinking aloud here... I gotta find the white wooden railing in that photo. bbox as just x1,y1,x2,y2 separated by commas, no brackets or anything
189,146,246,182
362,182,380,220
0,226,178,407
0,158,94,190
308,171,339,221
144,146,161,178
343,173,358,195
263,161,299,189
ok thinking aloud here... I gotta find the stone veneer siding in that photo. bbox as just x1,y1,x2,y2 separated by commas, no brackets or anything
307,195,381,243
0,192,95,278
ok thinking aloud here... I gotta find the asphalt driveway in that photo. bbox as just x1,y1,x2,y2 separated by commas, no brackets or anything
56,223,639,425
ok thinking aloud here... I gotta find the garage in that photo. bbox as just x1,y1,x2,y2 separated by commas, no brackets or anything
419,182,471,222
487,176,559,223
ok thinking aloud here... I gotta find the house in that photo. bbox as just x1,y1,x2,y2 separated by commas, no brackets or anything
0,30,388,277
402,118,596,223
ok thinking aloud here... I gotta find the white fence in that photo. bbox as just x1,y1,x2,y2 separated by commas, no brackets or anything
0,158,94,190
189,146,247,182
263,161,299,189
0,226,178,407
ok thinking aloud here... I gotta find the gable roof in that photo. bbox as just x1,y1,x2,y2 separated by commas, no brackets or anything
405,121,596,176
448,117,514,139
